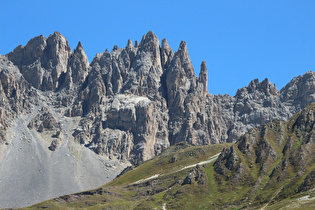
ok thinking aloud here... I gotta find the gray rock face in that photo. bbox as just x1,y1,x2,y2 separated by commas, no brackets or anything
206,73,315,144
27,107,59,132
7,32,88,91
4,31,315,162
3,30,315,162
182,164,206,185
166,41,208,146
280,70,315,109
0,56,35,143
1,31,315,207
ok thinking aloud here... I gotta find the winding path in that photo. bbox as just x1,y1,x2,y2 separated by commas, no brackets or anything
132,153,221,185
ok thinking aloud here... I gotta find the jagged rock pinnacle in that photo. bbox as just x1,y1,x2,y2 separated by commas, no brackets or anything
127,39,133,48
140,34,146,44
76,41,83,50
174,40,194,78
145,31,155,39
69,41,89,86
161,38,174,69
199,61,208,94
112,45,119,51
162,38,169,47
178,41,189,58
139,31,159,48
236,78,278,97
52,31,62,37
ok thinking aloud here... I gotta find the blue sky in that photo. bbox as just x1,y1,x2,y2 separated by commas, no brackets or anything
1,0,314,96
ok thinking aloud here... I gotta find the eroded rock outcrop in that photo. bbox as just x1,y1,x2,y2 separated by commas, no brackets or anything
0,56,36,143
182,164,206,185
28,107,59,132
213,103,315,203
7,32,89,91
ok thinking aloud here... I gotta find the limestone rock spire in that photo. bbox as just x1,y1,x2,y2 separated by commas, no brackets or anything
68,41,90,86
176,41,195,78
198,61,208,95
161,38,174,70
126,39,133,49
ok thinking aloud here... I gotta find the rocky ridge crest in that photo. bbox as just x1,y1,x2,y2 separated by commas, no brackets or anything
2,31,315,164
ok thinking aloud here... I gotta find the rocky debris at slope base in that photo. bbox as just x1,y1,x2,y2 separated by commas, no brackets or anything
27,107,60,132
0,86,130,208
4,31,315,164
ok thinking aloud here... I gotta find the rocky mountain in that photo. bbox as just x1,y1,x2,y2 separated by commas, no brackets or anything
0,55,129,208
0,31,314,208
213,102,315,208
30,103,315,209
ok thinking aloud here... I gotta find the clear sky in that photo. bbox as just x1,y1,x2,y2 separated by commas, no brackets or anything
1,0,314,96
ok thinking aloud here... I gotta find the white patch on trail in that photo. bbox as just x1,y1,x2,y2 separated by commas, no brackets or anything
132,174,160,184
131,153,221,185
177,153,220,172
296,195,315,202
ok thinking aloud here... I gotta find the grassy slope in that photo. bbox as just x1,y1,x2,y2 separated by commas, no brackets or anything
25,142,315,209
26,142,231,209
24,105,315,209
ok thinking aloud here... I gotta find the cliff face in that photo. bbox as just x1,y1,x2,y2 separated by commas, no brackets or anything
2,31,315,164
0,55,36,143
0,31,315,207
6,32,89,91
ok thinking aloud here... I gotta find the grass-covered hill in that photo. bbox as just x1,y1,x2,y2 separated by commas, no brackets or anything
24,104,315,209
